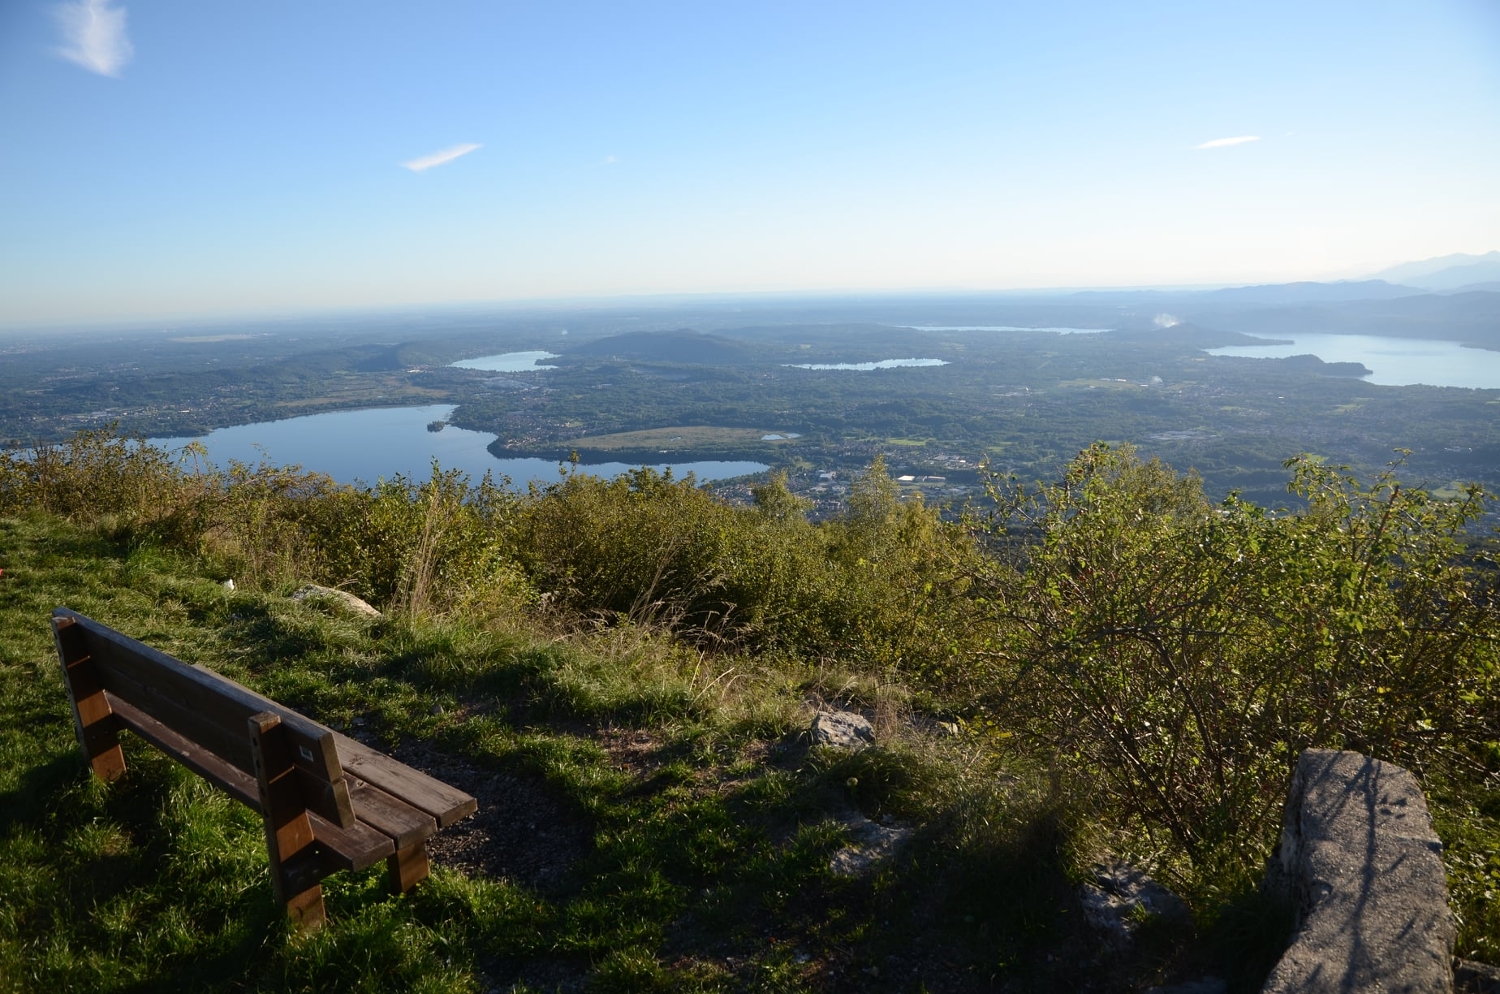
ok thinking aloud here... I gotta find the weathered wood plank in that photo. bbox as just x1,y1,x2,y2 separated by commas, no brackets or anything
53,608,356,829
308,811,395,871
334,733,477,828
106,692,261,810
52,615,126,780
249,712,326,930
346,778,437,850
112,692,393,868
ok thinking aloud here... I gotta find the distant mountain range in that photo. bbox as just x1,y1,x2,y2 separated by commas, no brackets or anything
1066,252,1500,306
1069,280,1426,307
1366,251,1500,291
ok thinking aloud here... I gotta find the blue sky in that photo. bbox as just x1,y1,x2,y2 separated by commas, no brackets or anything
1,0,1497,327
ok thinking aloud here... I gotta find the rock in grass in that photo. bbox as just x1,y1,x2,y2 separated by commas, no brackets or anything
291,584,381,618
1078,861,1189,949
828,809,911,876
1455,959,1500,993
810,711,875,751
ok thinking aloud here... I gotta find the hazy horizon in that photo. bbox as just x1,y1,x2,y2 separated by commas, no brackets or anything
3,1,1497,327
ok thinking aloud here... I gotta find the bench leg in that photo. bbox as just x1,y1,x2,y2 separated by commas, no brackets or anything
53,616,126,781
387,840,430,894
249,712,327,930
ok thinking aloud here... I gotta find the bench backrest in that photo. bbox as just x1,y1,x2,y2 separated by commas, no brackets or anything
52,607,356,829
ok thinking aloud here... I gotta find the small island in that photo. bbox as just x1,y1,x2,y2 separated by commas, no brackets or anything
1278,353,1372,378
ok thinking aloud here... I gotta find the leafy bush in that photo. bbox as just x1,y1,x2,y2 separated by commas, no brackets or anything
511,462,980,672
0,428,189,532
305,464,529,614
0,434,531,616
974,443,1500,882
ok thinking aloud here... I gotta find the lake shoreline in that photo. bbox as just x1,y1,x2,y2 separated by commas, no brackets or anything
484,440,787,469
145,403,769,488
1205,332,1500,389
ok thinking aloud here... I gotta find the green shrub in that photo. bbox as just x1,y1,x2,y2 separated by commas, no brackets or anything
511,461,983,674
975,443,1500,884
0,428,188,530
305,463,531,615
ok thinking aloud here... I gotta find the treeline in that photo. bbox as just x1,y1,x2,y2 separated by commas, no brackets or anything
4,429,1498,905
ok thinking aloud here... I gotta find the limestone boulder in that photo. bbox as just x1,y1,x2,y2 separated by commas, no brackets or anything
291,583,381,618
810,711,875,751
1261,749,1454,994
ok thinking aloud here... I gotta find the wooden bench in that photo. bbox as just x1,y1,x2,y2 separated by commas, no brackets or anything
51,607,477,929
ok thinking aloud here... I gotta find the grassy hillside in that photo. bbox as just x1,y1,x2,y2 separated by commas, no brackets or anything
1,432,1497,991
0,515,1079,993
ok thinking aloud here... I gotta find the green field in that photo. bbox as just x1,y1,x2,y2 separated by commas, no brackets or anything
565,426,799,451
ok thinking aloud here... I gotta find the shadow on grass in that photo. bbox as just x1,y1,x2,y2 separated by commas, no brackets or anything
114,916,279,994
1204,882,1296,994
0,750,86,834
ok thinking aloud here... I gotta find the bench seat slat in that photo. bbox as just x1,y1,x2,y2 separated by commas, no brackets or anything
345,778,437,850
334,733,477,828
308,811,395,872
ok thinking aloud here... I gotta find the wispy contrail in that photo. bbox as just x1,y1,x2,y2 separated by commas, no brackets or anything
402,144,482,172
1195,135,1260,149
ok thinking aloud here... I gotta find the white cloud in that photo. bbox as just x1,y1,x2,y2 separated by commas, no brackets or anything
1154,313,1180,328
55,0,134,78
402,143,481,172
603,155,618,165
1195,135,1261,149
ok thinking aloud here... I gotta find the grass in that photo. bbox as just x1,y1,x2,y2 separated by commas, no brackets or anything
3,499,1494,991
0,514,1095,993
269,383,449,411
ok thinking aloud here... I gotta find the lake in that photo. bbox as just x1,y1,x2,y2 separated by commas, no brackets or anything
449,350,559,371
150,405,768,487
785,358,949,370
1205,334,1500,389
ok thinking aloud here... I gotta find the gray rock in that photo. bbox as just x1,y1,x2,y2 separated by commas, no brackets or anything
1261,749,1454,994
810,711,875,750
827,809,911,876
1078,861,1189,948
1456,959,1500,994
291,583,381,618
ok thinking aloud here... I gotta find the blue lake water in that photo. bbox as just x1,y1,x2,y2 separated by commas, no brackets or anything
785,358,949,370
450,350,559,371
150,405,768,487
1205,334,1500,389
